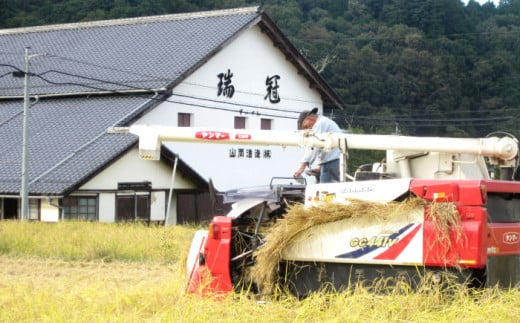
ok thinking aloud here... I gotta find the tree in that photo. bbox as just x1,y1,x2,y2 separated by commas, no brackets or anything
1,0,519,138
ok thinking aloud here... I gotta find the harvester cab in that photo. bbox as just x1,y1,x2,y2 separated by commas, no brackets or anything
110,125,520,297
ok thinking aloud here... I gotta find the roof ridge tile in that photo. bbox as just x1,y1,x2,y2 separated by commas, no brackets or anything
0,6,259,35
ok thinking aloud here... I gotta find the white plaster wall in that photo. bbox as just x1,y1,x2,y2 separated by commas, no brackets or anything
150,191,165,221
40,199,59,222
98,193,114,222
170,26,323,124
80,148,195,190
136,26,323,190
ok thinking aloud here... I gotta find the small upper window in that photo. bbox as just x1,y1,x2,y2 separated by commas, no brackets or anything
260,118,272,130
234,116,246,129
178,113,191,127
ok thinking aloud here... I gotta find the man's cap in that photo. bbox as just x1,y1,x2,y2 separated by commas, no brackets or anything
297,107,318,129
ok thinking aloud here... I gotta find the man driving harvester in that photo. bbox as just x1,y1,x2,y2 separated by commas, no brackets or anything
293,107,343,183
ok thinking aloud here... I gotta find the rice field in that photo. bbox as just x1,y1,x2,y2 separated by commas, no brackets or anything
0,221,519,322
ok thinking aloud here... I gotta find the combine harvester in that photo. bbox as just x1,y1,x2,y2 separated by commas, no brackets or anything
120,125,520,297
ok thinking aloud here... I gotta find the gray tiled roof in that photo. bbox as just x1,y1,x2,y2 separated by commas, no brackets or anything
0,96,148,195
0,7,260,97
0,7,262,195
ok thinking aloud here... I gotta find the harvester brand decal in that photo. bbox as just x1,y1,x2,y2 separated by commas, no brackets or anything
195,131,230,140
350,236,398,248
503,232,520,244
336,223,422,261
340,186,375,194
234,134,251,140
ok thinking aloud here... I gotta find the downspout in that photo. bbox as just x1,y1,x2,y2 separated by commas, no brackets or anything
165,155,178,226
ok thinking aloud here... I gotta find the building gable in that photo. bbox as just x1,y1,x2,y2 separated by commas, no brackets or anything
136,25,325,190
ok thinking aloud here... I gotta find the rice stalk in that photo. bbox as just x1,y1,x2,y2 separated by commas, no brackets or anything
428,201,463,250
251,197,429,292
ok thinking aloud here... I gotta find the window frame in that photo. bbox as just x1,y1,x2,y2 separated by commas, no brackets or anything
178,112,192,127
115,192,151,222
260,118,272,130
62,196,98,221
234,116,246,129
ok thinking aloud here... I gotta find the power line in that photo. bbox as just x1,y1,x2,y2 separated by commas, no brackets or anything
45,53,171,82
30,70,298,120
169,92,304,114
27,67,520,125
3,62,296,122
14,52,520,120
35,72,122,92
349,114,514,123
0,63,23,72
43,53,321,106
342,108,519,118
32,67,306,115
295,27,520,43
3,62,518,129
350,118,515,128
0,72,13,79
39,69,304,114
35,65,520,119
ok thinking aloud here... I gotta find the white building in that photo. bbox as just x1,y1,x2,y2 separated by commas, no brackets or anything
0,7,343,224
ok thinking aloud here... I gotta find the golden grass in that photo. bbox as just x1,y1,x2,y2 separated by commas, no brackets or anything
0,221,519,322
0,221,195,263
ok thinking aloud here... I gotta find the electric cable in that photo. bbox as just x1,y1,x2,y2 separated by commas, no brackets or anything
2,61,518,130
35,66,520,122
31,72,297,119
15,52,520,120
44,53,321,106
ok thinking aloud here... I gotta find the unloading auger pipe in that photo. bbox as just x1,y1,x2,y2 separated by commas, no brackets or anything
110,125,518,165
326,132,519,164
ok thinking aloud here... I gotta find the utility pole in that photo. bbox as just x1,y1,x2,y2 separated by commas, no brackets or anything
20,47,31,221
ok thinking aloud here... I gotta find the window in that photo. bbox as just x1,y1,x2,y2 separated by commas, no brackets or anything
234,116,246,129
116,193,150,222
260,118,272,130
178,113,191,127
28,199,40,220
63,196,98,221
